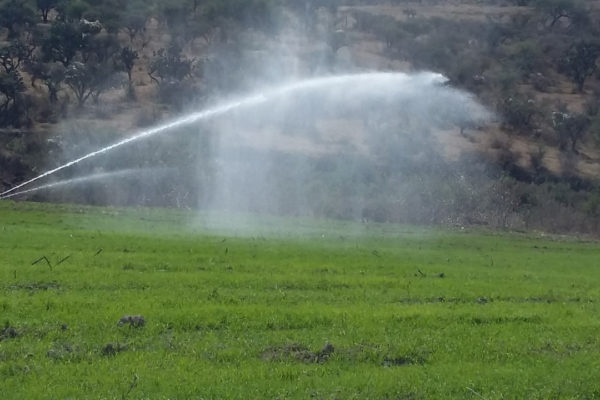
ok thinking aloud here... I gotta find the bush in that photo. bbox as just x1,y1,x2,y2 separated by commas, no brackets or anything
500,95,539,133
530,72,554,92
589,116,600,146
552,111,590,152
503,39,546,77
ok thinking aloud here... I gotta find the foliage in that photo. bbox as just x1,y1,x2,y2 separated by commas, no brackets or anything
503,39,546,77
81,32,119,64
0,40,32,74
552,111,590,152
36,0,58,23
534,0,588,30
0,69,24,106
42,62,65,103
116,46,138,99
56,0,88,22
121,6,147,43
0,36,29,126
590,116,600,147
583,187,600,218
64,61,116,106
0,69,25,125
148,45,193,85
202,0,280,30
147,44,198,108
0,0,282,128
559,40,600,92
41,21,87,66
500,95,539,132
0,0,36,38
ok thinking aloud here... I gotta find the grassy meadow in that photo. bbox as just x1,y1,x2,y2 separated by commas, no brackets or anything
1,200,600,399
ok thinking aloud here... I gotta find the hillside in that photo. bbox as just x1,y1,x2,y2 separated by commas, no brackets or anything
339,1,600,178
1,0,600,233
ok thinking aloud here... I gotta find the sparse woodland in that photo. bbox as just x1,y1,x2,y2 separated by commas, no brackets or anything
1,0,600,233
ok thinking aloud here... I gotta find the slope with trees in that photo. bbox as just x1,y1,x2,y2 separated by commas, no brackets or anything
0,0,600,234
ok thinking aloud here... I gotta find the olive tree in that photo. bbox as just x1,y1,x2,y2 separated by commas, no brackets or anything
116,46,138,99
552,111,590,152
65,61,117,107
36,0,58,23
0,70,26,126
0,0,36,39
560,41,600,92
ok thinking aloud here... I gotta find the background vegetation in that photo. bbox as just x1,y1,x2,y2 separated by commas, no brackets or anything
1,0,600,234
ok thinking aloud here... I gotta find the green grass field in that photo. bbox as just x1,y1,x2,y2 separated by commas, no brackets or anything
1,200,600,399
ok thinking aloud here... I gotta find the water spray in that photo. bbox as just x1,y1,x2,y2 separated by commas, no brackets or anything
1,168,167,199
0,72,447,199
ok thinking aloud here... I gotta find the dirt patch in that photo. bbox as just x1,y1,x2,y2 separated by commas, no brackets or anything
117,315,146,328
8,281,61,292
339,342,430,367
261,343,335,363
47,344,76,360
469,315,543,325
382,352,427,367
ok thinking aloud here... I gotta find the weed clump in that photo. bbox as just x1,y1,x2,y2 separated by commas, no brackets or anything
8,282,61,292
382,352,428,367
101,342,128,357
117,315,146,328
47,344,75,360
0,324,19,341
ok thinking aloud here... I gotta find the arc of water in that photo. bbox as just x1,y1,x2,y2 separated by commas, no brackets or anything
0,72,446,199
0,93,263,199
1,168,166,199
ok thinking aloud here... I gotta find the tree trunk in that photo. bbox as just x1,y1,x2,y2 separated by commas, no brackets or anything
571,138,579,154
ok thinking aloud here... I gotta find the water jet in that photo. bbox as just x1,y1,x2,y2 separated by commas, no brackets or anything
0,72,456,199
1,71,491,226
